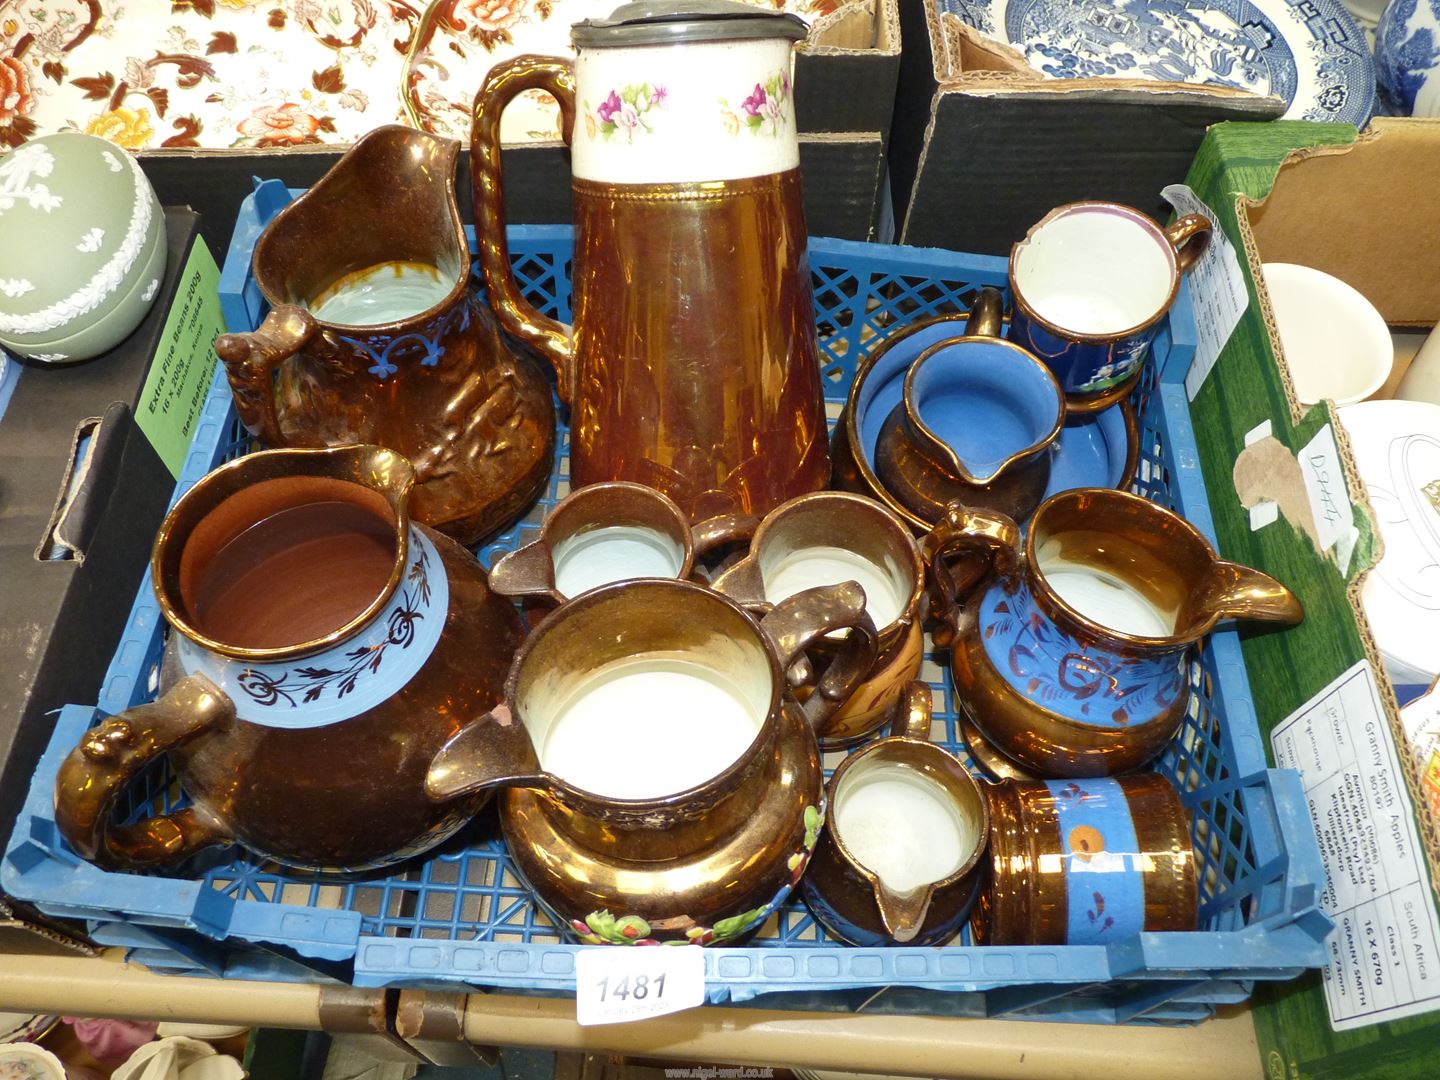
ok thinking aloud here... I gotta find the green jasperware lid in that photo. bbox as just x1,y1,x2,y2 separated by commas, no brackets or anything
0,133,157,346
572,0,808,48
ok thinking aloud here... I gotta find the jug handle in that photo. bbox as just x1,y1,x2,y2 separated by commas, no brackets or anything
53,675,236,871
471,56,577,403
760,582,879,736
921,501,1022,649
963,285,1005,339
690,513,759,562
890,680,935,741
214,305,321,447
1165,213,1213,273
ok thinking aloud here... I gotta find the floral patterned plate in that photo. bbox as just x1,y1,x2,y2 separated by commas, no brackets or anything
0,0,838,153
938,0,1376,126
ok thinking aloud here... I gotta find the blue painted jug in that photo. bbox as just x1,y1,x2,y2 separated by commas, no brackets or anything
873,286,1065,526
926,489,1303,779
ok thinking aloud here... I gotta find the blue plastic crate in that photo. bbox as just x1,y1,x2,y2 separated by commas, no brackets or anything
1,180,1332,1024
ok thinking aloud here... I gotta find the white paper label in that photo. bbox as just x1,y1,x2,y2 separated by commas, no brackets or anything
1161,184,1249,402
1271,661,1440,1031
1244,420,1281,531
1298,423,1360,576
575,945,706,1026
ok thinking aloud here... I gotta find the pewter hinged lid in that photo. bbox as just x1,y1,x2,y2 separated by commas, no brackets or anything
572,0,808,48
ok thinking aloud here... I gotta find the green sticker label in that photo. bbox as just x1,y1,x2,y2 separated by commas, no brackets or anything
136,240,225,479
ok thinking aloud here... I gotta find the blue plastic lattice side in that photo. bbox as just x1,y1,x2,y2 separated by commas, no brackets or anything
0,180,1331,1024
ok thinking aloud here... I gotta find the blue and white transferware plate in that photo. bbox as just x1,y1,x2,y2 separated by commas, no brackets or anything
940,0,1376,126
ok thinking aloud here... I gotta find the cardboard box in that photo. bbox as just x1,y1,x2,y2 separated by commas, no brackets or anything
1176,118,1440,1077
794,0,901,140
0,208,214,850
137,0,900,253
141,133,890,256
887,1,1283,255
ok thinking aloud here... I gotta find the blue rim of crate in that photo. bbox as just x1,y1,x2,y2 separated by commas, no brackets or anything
0,180,1332,1022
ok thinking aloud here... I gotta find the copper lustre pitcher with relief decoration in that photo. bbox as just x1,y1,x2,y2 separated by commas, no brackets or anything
472,0,829,523
214,126,555,548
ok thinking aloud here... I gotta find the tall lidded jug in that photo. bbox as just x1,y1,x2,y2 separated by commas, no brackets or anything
472,1,830,522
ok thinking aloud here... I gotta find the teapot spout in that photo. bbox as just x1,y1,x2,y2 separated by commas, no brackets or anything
1202,561,1304,627
425,704,545,802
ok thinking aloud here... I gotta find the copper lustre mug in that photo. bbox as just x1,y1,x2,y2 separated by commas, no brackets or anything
927,489,1303,778
425,577,878,945
874,286,1065,526
973,773,1196,946
1009,201,1211,411
489,481,755,605
710,491,928,748
801,683,989,946
52,445,523,873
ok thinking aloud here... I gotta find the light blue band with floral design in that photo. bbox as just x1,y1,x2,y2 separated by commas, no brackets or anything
1046,778,1145,945
178,526,447,729
977,577,1185,728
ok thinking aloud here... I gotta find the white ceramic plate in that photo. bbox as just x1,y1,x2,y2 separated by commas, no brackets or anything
940,0,1376,126
1339,399,1440,685
0,1041,67,1080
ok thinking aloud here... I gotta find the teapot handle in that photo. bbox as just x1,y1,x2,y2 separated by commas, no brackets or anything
53,675,235,871
921,501,1022,649
214,305,320,447
471,56,577,403
760,582,879,738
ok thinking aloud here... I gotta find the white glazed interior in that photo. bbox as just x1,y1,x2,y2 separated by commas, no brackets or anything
1034,558,1179,639
550,524,686,599
306,262,455,326
572,37,798,184
1262,262,1393,406
515,589,774,801
1014,206,1175,335
761,545,908,631
537,656,766,800
833,760,978,893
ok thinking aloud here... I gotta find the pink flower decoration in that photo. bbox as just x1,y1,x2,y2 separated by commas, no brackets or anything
596,89,622,124
741,84,767,117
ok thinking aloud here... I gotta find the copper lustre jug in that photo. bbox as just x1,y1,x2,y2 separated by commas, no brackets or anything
52,445,523,873
472,0,830,523
214,126,555,547
425,577,877,944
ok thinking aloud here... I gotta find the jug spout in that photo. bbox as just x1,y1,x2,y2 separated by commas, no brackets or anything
872,880,936,943
1200,561,1305,628
425,705,547,802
